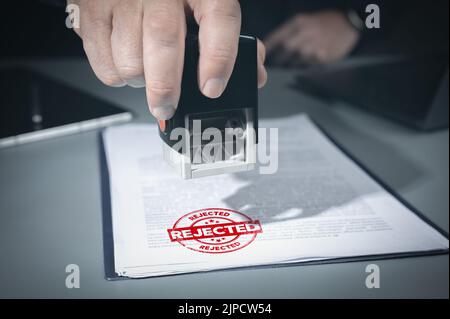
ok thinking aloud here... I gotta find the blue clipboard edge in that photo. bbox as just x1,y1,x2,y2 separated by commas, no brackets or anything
99,131,120,281
98,117,449,281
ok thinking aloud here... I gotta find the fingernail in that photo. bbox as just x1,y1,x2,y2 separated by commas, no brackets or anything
126,76,146,88
202,78,225,99
110,81,127,88
151,106,176,120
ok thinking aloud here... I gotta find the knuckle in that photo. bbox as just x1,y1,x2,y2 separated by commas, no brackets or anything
147,8,181,48
209,0,241,21
116,65,143,80
81,19,110,42
87,17,111,32
207,46,236,63
114,0,141,15
147,79,176,97
150,34,179,49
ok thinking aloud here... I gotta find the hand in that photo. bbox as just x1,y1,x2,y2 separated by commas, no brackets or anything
68,0,267,120
265,10,360,65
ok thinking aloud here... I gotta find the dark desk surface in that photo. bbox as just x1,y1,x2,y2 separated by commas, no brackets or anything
0,59,448,298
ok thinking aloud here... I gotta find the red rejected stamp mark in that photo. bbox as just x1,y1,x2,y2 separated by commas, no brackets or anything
167,208,262,254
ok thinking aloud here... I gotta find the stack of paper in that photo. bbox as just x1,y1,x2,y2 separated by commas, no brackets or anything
102,114,448,278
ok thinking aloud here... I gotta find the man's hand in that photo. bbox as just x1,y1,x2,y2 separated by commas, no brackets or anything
69,0,267,120
265,10,360,66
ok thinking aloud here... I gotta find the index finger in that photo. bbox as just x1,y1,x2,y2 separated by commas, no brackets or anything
192,0,241,99
142,0,186,120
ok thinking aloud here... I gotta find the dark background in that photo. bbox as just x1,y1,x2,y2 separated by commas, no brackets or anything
1,0,448,58
0,1,83,58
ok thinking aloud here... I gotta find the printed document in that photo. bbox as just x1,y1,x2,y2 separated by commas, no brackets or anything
102,114,448,278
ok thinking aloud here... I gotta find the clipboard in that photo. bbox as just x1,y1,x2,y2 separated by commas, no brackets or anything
98,120,448,281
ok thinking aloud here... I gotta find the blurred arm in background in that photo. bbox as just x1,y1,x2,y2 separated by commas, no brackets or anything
264,8,361,65
241,0,448,66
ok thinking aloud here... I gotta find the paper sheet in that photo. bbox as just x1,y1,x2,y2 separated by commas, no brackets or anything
102,114,448,278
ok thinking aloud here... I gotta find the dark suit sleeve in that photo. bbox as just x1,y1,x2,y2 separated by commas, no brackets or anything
40,0,67,7
343,0,405,54
345,0,448,56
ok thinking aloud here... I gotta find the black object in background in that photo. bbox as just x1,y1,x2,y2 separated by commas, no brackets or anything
0,1,84,58
294,55,449,131
0,67,132,148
